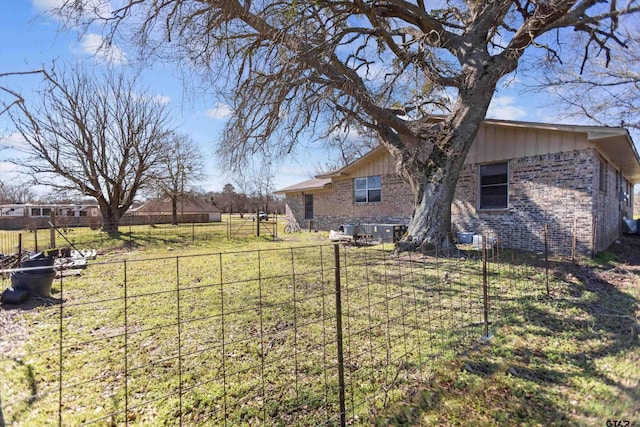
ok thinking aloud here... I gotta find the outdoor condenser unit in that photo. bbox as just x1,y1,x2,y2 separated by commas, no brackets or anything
359,224,408,243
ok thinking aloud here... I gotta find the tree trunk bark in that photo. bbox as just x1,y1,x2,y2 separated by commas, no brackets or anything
393,89,496,253
395,154,465,253
97,200,124,236
101,210,121,235
171,195,178,225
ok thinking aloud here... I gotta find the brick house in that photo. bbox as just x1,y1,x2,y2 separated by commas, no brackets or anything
276,119,640,256
127,196,222,224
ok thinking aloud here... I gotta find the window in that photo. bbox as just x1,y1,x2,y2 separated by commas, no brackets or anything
599,160,607,193
304,194,313,220
354,176,381,203
479,162,508,209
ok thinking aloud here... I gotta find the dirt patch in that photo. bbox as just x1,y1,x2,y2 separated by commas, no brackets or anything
607,234,640,266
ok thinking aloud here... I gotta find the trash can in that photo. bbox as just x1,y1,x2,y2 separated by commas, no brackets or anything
20,253,55,271
11,270,56,298
11,252,56,297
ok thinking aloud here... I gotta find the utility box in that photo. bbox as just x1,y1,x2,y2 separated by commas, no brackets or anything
457,232,474,244
472,235,497,249
360,224,408,243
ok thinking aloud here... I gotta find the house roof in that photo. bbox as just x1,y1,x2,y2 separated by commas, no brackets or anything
132,196,222,214
315,146,387,179
274,177,332,194
314,118,640,183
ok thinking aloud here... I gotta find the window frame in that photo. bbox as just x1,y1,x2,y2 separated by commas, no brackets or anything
478,161,509,210
304,194,314,220
353,175,382,204
599,160,608,193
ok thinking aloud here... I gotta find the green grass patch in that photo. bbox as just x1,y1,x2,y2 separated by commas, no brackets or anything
379,254,640,426
1,234,639,426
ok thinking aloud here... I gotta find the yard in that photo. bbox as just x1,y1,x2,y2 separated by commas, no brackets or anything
0,228,638,426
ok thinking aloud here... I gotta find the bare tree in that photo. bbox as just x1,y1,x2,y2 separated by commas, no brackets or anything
0,70,47,116
221,183,236,214
0,181,35,204
9,68,172,234
314,124,380,175
155,132,204,224
57,1,640,250
541,23,640,132
230,175,252,217
251,160,276,215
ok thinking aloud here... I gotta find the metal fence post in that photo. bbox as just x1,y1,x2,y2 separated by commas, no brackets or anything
544,224,550,295
34,228,38,252
572,217,577,264
482,235,489,339
256,210,260,237
50,220,56,249
333,244,346,427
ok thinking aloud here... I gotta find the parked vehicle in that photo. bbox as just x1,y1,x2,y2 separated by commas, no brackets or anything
252,212,268,221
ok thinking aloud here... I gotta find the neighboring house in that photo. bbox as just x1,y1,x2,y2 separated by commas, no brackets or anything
0,203,100,230
276,118,640,256
128,196,222,223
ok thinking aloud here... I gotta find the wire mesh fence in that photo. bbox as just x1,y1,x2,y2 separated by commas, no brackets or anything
0,218,279,256
0,237,552,426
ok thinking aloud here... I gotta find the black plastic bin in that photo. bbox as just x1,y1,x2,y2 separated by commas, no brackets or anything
11,252,56,297
11,270,56,297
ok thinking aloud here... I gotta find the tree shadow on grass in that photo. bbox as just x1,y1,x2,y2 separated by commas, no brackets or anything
375,253,639,426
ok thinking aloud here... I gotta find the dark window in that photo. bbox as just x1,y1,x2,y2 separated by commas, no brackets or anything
479,162,508,209
354,175,381,203
599,161,607,193
304,194,313,220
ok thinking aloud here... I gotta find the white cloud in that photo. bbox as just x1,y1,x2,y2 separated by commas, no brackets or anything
205,103,233,119
32,0,66,11
0,133,27,149
129,92,171,106
78,33,126,65
151,95,171,105
0,162,18,174
486,96,527,121
33,0,112,18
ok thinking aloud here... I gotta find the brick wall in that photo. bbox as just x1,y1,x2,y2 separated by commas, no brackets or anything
284,174,413,231
593,158,631,253
284,148,626,256
452,150,599,255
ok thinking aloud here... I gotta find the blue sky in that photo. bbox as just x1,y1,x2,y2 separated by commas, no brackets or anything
0,1,572,197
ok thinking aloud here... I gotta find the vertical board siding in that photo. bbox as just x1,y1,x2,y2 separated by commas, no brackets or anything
468,124,590,165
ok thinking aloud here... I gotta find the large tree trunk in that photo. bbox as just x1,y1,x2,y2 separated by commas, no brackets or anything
394,90,496,253
395,142,468,253
171,195,178,225
101,207,122,235
97,200,126,236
